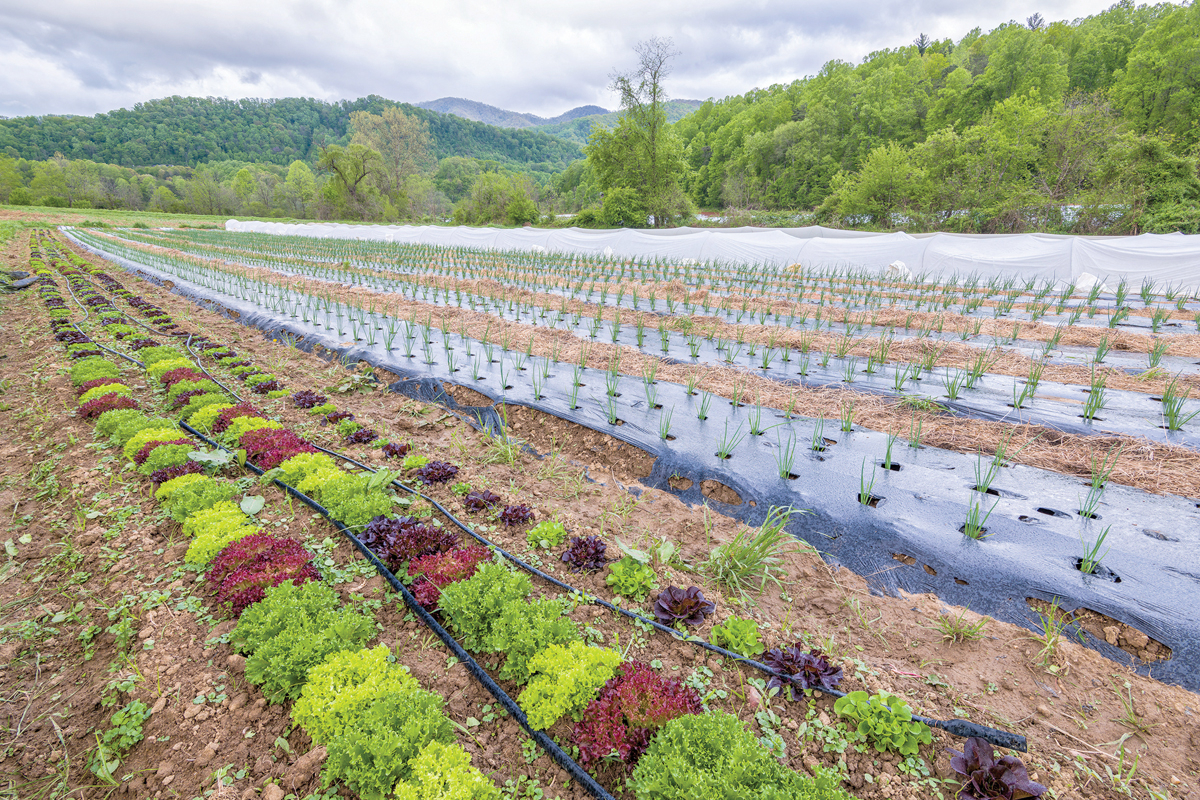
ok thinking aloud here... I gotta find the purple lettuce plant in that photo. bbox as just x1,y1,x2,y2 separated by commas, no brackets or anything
499,503,534,526
948,738,1046,800
560,535,607,573
762,645,843,699
463,489,500,513
652,586,715,627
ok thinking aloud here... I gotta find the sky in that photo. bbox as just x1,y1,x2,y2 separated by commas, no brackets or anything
0,0,1137,120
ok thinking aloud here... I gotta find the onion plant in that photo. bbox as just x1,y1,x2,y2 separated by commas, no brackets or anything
1079,525,1112,575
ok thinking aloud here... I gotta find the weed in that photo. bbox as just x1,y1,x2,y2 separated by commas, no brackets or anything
704,506,804,601
928,607,989,644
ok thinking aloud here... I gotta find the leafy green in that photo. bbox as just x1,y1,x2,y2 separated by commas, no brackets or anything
437,561,531,651
393,741,502,800
629,711,853,800
487,598,580,684
832,691,932,756
709,616,765,657
231,581,376,703
518,641,621,730
605,556,658,601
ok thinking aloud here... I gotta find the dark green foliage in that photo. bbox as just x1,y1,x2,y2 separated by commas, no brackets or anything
231,581,376,704
487,598,580,684
437,561,531,651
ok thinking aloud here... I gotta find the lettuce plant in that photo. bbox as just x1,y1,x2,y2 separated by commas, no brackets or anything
360,515,459,569
208,533,321,617
463,489,500,513
437,561,532,651
710,616,765,658
526,518,568,549
381,441,410,458
291,389,328,409
518,641,622,730
487,598,580,684
561,535,608,573
763,644,842,698
652,586,715,627
78,393,139,419
240,428,317,471
629,711,851,800
231,581,376,703
833,691,932,756
574,660,703,767
407,545,492,608
415,460,458,484
605,556,658,601
394,742,501,800
948,737,1046,800
500,503,534,526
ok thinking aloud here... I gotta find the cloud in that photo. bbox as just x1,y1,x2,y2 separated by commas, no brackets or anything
0,0,1139,119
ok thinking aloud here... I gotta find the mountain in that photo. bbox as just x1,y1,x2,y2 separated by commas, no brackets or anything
416,97,611,129
536,99,706,145
0,95,583,169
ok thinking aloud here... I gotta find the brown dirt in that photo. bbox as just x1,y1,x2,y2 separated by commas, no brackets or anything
4,226,1198,800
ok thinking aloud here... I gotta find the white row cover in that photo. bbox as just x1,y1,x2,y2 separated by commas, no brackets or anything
226,220,1200,286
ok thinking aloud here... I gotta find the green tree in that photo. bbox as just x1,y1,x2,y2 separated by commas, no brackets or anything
586,37,691,226
316,143,383,220
350,107,435,212
1112,1,1200,146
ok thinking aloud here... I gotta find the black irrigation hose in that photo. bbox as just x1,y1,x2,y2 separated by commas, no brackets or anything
183,334,243,402
58,268,145,368
178,422,616,800
304,443,1027,752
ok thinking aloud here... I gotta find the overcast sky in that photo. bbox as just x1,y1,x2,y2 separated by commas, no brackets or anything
0,0,1142,120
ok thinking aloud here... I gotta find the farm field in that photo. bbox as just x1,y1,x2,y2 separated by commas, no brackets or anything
1,220,1198,800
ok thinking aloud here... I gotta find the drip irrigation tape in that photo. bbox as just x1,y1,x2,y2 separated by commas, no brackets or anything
59,270,145,368
177,424,615,800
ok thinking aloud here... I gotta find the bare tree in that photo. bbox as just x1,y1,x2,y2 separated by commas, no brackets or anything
1026,13,1045,30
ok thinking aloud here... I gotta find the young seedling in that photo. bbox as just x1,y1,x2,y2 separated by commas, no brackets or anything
697,392,712,421
882,433,898,471
908,414,923,448
943,368,967,400
1079,524,1112,575
1088,444,1122,490
857,459,879,506
962,495,997,539
775,433,798,479
716,421,747,459
811,417,828,452
1160,375,1200,431
659,406,674,440
839,401,856,432
1078,484,1104,519
973,453,1002,494
1148,338,1170,368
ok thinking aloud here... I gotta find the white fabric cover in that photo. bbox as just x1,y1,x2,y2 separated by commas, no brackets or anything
226,221,1200,286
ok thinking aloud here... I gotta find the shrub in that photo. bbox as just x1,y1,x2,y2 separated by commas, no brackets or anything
630,711,852,799
605,557,658,601
518,641,622,730
393,741,502,800
230,581,376,703
487,598,580,684
209,534,321,616
437,561,531,651
575,660,703,767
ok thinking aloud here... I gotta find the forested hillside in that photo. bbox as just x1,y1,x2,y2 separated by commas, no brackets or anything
673,0,1200,232
0,96,582,170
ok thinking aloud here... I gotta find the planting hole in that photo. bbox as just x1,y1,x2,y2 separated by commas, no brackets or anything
667,475,692,491
1018,515,1044,524
971,485,1000,497
892,553,916,566
957,523,987,535
1074,557,1121,583
857,493,884,508
1142,529,1179,542
1036,507,1071,519
923,564,938,576
701,479,741,505
954,578,969,585
878,462,901,472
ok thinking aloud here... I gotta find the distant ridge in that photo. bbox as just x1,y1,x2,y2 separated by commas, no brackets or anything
416,97,610,129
